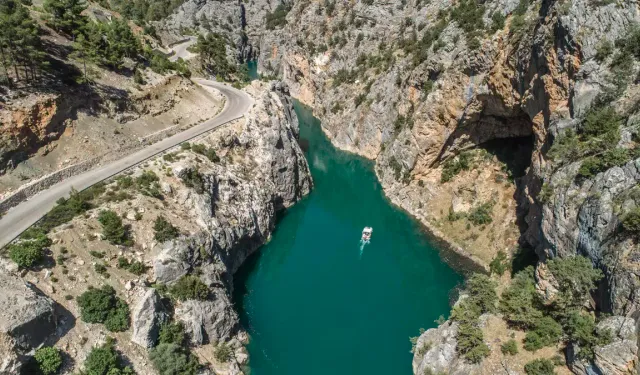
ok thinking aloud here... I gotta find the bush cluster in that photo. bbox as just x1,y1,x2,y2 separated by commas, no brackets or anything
549,102,635,180
191,143,220,162
8,228,52,269
154,216,180,242
214,343,233,362
170,275,210,301
83,337,135,375
117,257,147,275
468,202,493,226
500,339,518,355
524,358,555,375
135,170,163,199
149,343,199,375
265,3,291,30
622,207,640,233
98,210,133,246
489,250,509,276
441,152,472,182
34,346,62,375
498,257,608,360
181,168,205,194
77,285,130,332
450,274,497,363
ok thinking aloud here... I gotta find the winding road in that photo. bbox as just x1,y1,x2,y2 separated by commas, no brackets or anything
0,80,253,249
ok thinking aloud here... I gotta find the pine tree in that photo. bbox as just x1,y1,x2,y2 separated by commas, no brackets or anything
43,0,87,36
0,0,45,85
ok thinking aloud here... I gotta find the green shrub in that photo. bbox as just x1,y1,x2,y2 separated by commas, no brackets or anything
583,105,622,137
449,0,486,45
450,273,496,364
595,40,613,62
98,210,132,246
510,14,526,36
489,251,509,276
548,129,582,163
468,202,493,226
490,12,505,32
34,346,62,375
84,338,134,375
457,322,490,363
77,286,130,332
265,3,291,30
133,68,145,85
191,144,220,162
127,261,147,276
181,169,205,194
116,176,134,189
547,256,603,313
466,274,498,314
622,207,640,233
8,229,51,268
499,267,544,329
90,250,105,259
159,322,186,345
441,152,472,182
135,171,164,199
154,216,180,242
94,263,108,275
501,339,518,355
523,316,562,351
117,257,130,269
38,186,102,232
565,312,612,360
149,343,199,375
170,275,209,301
214,343,233,362
577,148,632,180
524,358,555,375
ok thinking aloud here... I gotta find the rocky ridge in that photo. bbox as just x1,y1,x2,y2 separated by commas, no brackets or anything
0,80,311,374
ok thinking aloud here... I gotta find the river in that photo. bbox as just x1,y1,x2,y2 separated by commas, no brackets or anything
232,98,462,374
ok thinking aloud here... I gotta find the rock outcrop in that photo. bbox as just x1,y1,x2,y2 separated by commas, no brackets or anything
131,288,169,348
145,80,312,370
412,320,480,375
0,270,56,373
568,316,639,375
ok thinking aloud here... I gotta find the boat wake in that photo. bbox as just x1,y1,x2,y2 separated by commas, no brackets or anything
359,239,368,257
359,227,372,258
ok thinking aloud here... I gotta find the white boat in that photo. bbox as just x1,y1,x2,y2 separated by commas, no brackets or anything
361,227,373,242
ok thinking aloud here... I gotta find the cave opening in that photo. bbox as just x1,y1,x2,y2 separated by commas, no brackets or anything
478,135,535,179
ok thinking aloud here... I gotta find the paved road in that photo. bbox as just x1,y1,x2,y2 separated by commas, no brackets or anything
169,37,197,62
0,80,253,249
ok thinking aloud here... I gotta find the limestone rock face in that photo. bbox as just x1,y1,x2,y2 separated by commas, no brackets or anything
535,262,560,305
412,320,480,375
152,82,312,352
593,316,639,375
568,316,638,375
0,271,56,373
131,288,169,348
175,287,239,346
0,271,56,349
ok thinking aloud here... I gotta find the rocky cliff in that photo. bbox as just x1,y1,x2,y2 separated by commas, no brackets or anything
0,80,311,374
158,0,640,372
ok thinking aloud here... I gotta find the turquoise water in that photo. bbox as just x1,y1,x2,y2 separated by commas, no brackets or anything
233,101,462,375
247,60,259,80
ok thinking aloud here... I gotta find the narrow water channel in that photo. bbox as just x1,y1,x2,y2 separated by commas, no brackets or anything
232,99,462,374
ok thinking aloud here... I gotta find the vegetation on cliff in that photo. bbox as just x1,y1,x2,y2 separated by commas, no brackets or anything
77,285,131,332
